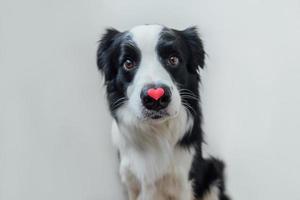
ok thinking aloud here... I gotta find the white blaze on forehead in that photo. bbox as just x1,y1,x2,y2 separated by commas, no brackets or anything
129,24,172,86
129,24,163,54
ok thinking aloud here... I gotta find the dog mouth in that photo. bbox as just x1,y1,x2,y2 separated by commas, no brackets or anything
142,109,169,120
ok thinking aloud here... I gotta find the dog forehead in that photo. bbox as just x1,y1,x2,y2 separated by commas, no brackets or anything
129,25,163,52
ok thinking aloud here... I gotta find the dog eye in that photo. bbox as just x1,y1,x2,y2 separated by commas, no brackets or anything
123,59,135,70
168,56,179,66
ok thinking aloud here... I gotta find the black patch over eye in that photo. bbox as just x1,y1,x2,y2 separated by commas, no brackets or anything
168,55,180,66
123,59,136,70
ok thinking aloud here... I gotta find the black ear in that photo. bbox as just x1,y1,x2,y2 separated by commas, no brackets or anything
181,27,205,73
97,28,120,82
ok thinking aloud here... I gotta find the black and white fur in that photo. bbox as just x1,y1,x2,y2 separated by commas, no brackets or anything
97,24,230,200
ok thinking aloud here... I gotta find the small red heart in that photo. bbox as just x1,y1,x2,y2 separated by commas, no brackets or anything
147,88,165,101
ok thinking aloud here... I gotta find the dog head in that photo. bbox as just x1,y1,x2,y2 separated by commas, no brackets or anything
97,25,205,126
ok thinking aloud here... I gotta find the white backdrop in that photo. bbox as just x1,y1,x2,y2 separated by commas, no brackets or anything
1,0,300,199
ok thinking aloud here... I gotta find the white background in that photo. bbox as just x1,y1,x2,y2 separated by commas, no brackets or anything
1,0,300,199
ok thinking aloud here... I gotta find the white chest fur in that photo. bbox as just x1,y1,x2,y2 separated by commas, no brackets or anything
111,108,195,200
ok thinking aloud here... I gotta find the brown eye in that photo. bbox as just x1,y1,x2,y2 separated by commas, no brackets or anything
123,59,135,70
168,56,179,66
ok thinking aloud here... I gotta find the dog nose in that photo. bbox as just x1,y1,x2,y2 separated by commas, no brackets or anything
140,84,171,110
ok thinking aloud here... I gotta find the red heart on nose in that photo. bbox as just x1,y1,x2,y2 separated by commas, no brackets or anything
147,88,165,101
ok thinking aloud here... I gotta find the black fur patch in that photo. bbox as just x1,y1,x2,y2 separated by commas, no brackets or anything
97,29,141,118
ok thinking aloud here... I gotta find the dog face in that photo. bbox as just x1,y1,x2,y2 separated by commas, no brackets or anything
97,25,204,125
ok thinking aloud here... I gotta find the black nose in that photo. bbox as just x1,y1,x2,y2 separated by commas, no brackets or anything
140,84,171,111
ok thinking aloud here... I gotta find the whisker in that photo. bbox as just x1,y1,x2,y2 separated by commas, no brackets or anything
179,88,196,93
180,94,199,101
179,89,199,96
111,101,126,111
111,97,127,111
179,89,198,94
182,102,196,115
180,94,199,99
111,97,126,107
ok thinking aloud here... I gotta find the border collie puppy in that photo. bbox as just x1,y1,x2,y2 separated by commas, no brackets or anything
97,24,230,200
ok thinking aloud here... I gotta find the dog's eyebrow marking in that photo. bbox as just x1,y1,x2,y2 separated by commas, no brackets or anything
157,30,182,53
157,41,179,50
122,40,137,48
157,32,182,59
119,33,137,48
160,28,178,41
120,35,141,58
121,39,140,53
